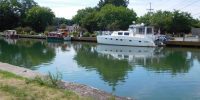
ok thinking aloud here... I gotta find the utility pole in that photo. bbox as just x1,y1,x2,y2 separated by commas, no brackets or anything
147,2,154,14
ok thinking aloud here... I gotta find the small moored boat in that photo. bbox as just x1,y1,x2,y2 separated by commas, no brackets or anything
47,29,71,42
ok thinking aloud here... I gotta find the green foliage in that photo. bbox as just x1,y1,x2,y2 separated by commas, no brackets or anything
53,17,74,26
15,27,24,34
0,0,37,31
72,4,137,32
27,71,62,88
70,32,79,37
30,31,36,35
44,31,49,35
23,26,32,33
0,70,23,79
72,7,97,32
15,26,34,34
96,4,137,31
25,6,55,32
83,32,91,37
98,0,129,8
60,24,66,29
137,10,195,34
45,26,56,32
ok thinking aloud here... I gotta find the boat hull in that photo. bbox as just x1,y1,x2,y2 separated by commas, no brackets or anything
97,35,156,47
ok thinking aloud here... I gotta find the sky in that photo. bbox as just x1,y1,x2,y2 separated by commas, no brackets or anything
34,0,200,19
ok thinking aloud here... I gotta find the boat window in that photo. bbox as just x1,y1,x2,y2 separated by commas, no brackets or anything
124,55,129,59
110,38,112,40
116,39,118,40
118,32,123,35
147,28,153,34
124,32,129,36
120,39,123,41
139,41,141,42
139,28,145,34
129,40,132,42
105,38,107,39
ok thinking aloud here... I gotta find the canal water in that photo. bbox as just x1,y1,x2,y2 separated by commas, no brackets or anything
0,38,200,100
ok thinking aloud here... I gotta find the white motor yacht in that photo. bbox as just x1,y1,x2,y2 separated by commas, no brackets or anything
97,24,158,47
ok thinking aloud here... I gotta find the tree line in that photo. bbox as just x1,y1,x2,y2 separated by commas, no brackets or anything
1,0,200,35
73,0,200,35
0,0,72,33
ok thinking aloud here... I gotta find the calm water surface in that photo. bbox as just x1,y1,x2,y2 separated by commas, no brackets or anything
0,38,200,100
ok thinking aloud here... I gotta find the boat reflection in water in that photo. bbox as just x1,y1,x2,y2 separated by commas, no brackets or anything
96,44,164,66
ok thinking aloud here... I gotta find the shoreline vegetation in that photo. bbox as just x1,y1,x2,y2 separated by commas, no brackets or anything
0,62,132,100
1,0,200,37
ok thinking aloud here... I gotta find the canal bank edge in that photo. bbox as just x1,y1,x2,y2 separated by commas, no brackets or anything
0,62,132,100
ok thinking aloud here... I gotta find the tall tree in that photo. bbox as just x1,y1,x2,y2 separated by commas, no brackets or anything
96,4,137,31
72,7,97,32
98,0,129,8
0,0,21,31
171,10,193,34
26,6,55,32
0,0,37,31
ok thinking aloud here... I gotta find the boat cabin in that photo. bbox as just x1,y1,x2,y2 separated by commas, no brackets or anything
3,30,17,35
3,30,19,38
48,32,64,38
129,24,154,35
58,29,68,37
111,31,131,36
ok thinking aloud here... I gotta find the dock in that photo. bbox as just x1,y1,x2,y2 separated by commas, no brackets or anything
72,37,97,42
18,34,46,39
165,37,200,47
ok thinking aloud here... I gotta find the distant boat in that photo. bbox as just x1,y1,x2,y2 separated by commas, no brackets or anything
97,23,159,47
2,30,19,39
47,29,71,42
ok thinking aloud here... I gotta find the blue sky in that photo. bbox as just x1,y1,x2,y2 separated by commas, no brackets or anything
35,0,200,19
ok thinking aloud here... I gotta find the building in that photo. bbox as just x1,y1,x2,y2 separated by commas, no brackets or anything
192,28,200,37
66,24,79,33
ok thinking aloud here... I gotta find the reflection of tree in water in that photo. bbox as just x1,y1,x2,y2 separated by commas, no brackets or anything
47,42,71,52
73,43,133,91
143,48,193,75
0,39,56,69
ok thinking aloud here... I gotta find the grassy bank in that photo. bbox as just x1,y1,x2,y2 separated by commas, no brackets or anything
0,70,85,100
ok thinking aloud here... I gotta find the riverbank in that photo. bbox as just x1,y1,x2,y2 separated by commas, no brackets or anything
0,62,132,100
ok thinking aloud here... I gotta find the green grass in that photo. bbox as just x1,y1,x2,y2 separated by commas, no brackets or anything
0,70,84,100
0,70,23,79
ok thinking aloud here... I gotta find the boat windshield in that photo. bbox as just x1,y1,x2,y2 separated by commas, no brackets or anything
147,28,153,34
138,28,145,34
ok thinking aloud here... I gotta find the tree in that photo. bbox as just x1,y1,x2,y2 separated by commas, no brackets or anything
0,0,37,31
171,10,193,34
53,17,74,27
138,10,195,34
72,7,98,32
151,11,173,33
98,0,129,8
26,6,55,32
137,13,152,25
0,0,21,31
96,4,137,31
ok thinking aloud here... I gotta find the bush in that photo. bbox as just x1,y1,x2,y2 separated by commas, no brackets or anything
15,27,23,34
23,27,32,33
70,32,79,37
45,26,56,32
44,31,49,35
30,31,36,35
83,32,90,37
